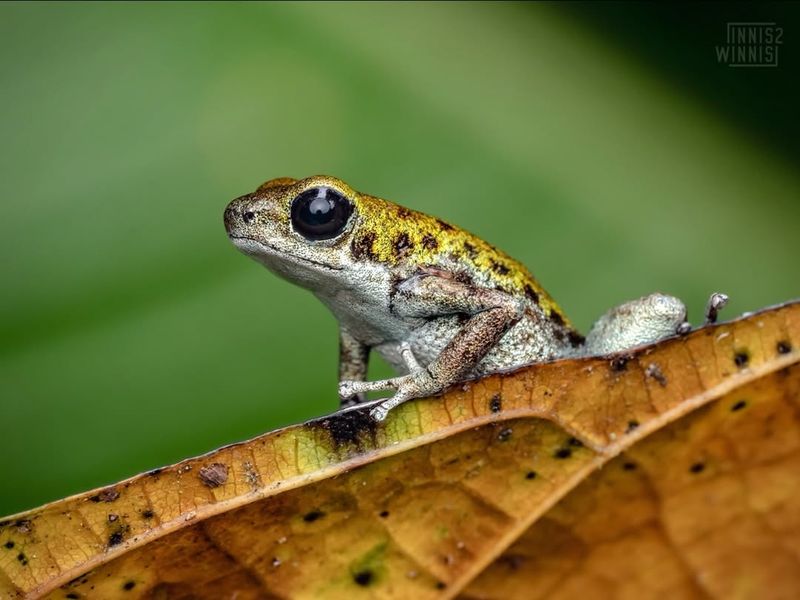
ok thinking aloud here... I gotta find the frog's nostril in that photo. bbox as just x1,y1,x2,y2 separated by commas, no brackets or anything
243,211,255,224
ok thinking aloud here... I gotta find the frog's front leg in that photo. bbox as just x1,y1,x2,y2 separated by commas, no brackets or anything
340,274,525,421
338,327,370,407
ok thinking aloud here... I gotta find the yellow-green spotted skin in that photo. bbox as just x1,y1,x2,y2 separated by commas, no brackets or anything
224,175,685,421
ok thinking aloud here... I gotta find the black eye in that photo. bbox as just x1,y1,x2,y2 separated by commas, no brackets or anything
290,187,353,240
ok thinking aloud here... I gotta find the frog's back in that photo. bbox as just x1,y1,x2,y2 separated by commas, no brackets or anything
353,192,573,329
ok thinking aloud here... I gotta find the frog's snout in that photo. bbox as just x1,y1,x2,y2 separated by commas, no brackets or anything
224,195,257,235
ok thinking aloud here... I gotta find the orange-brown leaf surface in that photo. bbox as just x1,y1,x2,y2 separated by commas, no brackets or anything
1,302,798,600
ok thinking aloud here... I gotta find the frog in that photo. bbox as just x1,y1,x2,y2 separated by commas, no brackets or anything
223,175,688,422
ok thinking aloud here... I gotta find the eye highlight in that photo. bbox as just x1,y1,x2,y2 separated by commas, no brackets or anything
290,187,353,241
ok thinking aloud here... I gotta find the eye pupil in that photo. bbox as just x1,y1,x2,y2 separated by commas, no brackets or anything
291,187,353,240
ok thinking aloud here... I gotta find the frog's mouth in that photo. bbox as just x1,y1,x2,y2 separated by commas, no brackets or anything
228,235,342,271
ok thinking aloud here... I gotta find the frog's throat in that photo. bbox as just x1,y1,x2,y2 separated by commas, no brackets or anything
228,236,342,272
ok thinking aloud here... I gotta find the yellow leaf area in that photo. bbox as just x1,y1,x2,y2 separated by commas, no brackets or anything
1,302,798,600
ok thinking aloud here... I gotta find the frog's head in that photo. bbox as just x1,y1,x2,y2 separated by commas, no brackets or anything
224,175,367,289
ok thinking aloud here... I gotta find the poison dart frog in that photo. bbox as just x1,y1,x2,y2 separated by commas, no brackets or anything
224,175,687,421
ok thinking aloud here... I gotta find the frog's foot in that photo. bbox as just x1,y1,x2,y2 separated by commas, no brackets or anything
369,370,440,422
583,293,688,356
339,343,440,422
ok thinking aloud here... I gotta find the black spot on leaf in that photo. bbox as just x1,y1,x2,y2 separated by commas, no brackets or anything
353,570,374,586
303,510,325,523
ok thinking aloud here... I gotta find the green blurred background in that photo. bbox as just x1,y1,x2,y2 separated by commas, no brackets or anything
1,2,798,515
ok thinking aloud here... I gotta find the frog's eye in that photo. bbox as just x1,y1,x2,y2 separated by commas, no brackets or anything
290,187,354,241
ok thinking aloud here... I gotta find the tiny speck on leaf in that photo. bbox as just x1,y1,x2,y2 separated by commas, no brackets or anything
777,340,792,355
610,355,631,372
497,428,512,442
690,462,706,474
122,581,135,591
489,394,502,413
379,510,389,518
3,541,13,549
731,400,747,412
626,420,640,433
554,448,572,459
734,350,750,368
525,471,537,480
623,462,637,471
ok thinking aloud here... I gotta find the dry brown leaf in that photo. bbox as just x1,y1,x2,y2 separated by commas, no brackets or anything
0,302,797,600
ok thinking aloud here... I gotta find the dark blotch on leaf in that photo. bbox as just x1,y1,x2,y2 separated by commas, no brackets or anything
4,541,13,549
568,437,583,447
89,487,120,503
623,462,637,471
690,462,706,474
525,471,537,480
734,350,750,368
303,510,325,523
731,400,747,412
198,463,229,488
379,510,389,518
141,509,155,520
108,531,125,547
489,394,502,413
122,581,136,591
353,570,374,587
66,594,80,599
554,448,572,459
777,340,792,355
626,420,640,433
497,428,512,442
436,582,447,590
17,552,28,566
317,408,377,450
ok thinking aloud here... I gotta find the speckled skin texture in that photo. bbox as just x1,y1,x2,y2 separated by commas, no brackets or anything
224,175,686,420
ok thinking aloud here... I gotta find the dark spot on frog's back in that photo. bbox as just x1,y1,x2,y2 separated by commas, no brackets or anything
393,232,414,258
351,231,378,261
463,241,478,259
523,284,539,304
436,218,455,232
490,259,510,276
421,233,439,251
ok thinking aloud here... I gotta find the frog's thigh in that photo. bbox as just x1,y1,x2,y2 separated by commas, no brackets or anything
391,273,524,318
